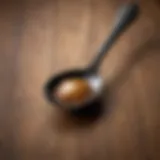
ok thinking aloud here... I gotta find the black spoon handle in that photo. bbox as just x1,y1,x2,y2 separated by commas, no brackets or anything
88,3,139,73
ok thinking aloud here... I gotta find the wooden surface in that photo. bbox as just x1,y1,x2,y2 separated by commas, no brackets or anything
0,0,160,160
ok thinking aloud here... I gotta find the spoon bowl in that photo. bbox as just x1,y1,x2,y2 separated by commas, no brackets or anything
45,69,103,110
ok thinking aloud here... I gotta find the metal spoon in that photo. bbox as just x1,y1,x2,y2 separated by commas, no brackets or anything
44,3,139,110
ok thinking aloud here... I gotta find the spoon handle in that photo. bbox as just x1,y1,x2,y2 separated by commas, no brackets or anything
88,3,139,73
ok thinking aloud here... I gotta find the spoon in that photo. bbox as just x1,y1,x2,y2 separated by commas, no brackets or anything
44,3,139,111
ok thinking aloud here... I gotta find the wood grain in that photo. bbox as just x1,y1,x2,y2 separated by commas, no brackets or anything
0,0,160,160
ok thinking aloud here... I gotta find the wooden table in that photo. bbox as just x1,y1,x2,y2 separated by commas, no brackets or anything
0,0,160,159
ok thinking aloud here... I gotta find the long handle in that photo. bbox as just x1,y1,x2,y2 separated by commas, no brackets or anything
88,3,139,73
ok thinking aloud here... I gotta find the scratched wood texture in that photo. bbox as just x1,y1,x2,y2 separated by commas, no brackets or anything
0,0,160,160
